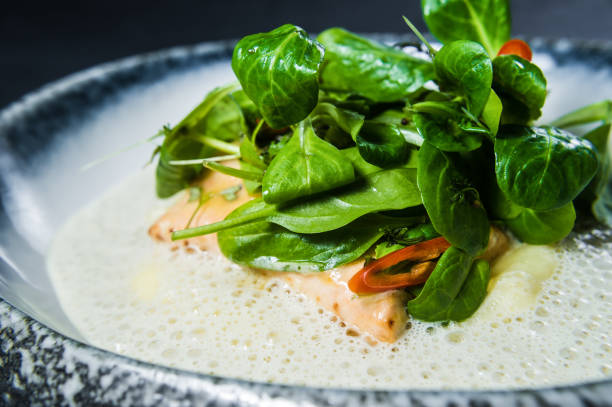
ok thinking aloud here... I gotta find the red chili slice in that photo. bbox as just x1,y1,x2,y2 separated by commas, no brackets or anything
348,236,451,294
497,39,533,61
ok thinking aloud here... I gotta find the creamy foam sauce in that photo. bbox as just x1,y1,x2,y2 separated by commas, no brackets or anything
47,167,612,390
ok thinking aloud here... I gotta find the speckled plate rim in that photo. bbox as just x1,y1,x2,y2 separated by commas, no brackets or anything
1,36,611,406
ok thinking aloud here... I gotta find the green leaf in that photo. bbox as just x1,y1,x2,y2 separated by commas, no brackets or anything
261,119,355,204
480,89,503,136
340,147,384,177
549,100,612,128
505,202,576,245
421,0,511,56
494,125,599,211
231,90,260,128
368,109,423,147
310,102,365,140
434,40,493,116
155,83,239,198
492,55,547,123
406,246,473,321
413,110,485,152
232,24,324,129
219,209,418,272
195,93,248,142
417,141,490,255
355,121,412,167
374,242,406,259
156,137,210,198
172,168,423,238
445,259,490,321
317,28,434,102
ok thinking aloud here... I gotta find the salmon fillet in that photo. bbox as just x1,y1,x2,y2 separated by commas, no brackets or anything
149,168,508,342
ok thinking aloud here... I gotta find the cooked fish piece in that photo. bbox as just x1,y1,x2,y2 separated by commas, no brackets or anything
149,171,509,342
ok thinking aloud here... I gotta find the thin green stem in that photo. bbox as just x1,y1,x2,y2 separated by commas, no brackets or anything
172,205,276,240
81,132,163,171
196,136,241,155
549,100,612,128
402,16,436,56
251,119,265,144
205,162,263,181
168,155,239,166
411,101,458,117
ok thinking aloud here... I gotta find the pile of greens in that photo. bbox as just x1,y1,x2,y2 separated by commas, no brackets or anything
152,0,611,323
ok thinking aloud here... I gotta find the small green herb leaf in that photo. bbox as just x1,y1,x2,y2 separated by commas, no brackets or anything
505,203,576,245
445,259,490,321
317,28,434,102
422,0,511,56
492,55,547,123
261,119,355,204
434,40,493,116
232,24,324,129
417,141,489,255
494,125,599,211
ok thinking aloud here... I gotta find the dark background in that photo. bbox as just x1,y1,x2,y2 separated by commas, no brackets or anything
2,0,612,110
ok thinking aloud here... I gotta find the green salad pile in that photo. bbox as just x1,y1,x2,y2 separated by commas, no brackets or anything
151,0,612,322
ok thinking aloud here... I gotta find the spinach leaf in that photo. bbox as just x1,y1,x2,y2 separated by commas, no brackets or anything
310,102,364,139
434,40,493,116
355,121,412,167
368,109,423,147
421,0,511,56
155,83,239,198
549,100,612,128
156,137,211,198
232,24,324,129
413,110,485,152
406,246,473,321
231,90,260,128
195,93,248,141
492,55,547,123
374,223,440,258
341,147,384,176
417,141,489,255
480,89,503,136
173,168,422,238
317,28,434,102
580,124,612,225
219,210,418,272
505,202,576,245
445,259,490,321
494,125,599,211
261,119,355,204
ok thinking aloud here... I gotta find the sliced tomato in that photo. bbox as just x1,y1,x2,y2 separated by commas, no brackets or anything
497,39,532,61
348,236,451,294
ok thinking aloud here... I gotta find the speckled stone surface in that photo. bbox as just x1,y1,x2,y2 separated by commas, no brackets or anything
1,37,612,406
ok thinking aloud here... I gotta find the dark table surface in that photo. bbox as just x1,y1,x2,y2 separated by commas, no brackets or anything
2,0,612,110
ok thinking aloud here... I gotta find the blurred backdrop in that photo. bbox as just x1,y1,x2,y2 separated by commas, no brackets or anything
1,0,611,110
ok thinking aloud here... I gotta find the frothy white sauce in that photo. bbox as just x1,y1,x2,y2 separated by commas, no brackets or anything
45,51,612,390
47,167,612,390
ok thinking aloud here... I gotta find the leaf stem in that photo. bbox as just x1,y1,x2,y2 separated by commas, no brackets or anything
168,155,239,165
411,101,458,117
402,16,436,56
251,119,265,144
80,132,163,171
204,162,263,181
196,136,241,155
171,205,276,240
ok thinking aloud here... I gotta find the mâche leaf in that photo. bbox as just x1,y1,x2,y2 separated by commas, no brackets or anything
232,24,324,129
422,0,511,56
317,28,434,102
433,40,493,116
406,246,473,321
417,141,489,255
494,125,599,211
505,203,576,245
261,119,355,204
172,168,422,239
492,55,547,123
219,210,420,272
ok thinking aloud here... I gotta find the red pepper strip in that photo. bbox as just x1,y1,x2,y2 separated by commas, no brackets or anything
497,39,533,61
348,236,451,294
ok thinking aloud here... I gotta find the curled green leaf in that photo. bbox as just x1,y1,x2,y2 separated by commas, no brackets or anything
232,24,324,129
